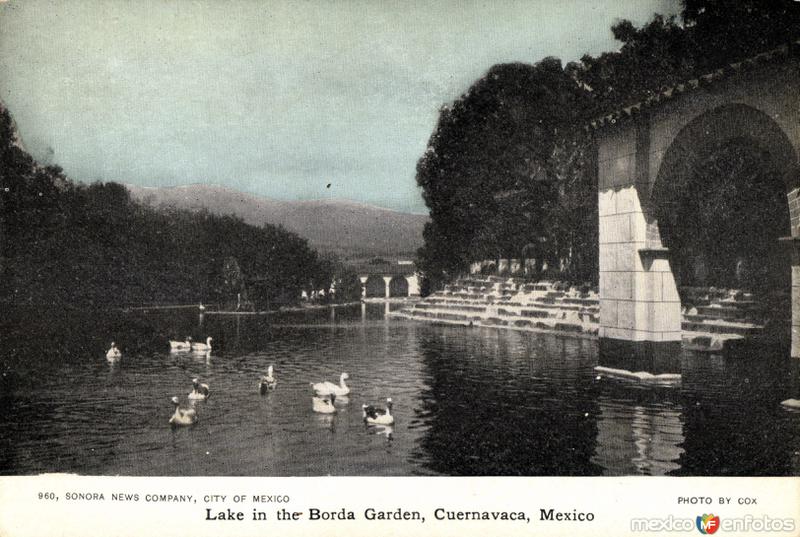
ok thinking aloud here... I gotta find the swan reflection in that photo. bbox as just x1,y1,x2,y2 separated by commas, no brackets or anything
369,424,394,442
312,394,337,414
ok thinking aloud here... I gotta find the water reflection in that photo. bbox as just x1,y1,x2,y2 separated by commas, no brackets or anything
314,413,337,432
312,396,337,414
0,304,797,476
412,327,602,475
366,424,394,442
592,395,684,476
674,351,798,475
598,340,682,375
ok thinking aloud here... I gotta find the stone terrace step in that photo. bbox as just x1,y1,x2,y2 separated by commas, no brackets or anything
399,280,776,350
687,310,757,323
681,319,764,337
560,297,600,306
414,303,486,313
683,314,757,325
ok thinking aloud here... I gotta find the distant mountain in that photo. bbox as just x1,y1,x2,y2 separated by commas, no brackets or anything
126,184,428,260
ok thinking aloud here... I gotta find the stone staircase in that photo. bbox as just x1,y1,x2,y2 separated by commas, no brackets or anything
391,278,786,353
679,287,783,352
390,276,600,336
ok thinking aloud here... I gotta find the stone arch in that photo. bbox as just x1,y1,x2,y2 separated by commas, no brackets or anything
595,64,800,355
650,104,797,256
649,103,797,327
364,275,386,298
650,103,798,212
389,276,409,297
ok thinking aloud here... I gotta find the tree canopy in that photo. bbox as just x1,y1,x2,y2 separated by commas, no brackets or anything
416,58,591,287
0,104,336,310
415,0,800,291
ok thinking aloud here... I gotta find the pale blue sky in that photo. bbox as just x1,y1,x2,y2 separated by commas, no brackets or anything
0,0,678,214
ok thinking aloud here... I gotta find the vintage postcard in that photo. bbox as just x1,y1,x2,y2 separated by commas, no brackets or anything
0,0,798,535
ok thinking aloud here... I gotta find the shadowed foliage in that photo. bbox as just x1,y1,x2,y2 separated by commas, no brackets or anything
416,0,799,292
0,105,338,310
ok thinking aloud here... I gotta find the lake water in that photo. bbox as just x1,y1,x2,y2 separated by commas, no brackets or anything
1,303,799,476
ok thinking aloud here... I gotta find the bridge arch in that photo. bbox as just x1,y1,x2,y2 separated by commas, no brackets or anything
651,103,798,207
593,51,800,356
650,104,797,295
364,275,387,298
389,276,409,297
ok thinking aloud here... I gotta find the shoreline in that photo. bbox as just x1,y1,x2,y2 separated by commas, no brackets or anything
192,301,365,315
122,298,421,315
138,300,421,315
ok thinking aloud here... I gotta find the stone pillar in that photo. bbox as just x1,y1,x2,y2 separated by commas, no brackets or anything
786,186,800,357
407,274,420,296
359,276,367,298
597,120,682,350
383,276,392,299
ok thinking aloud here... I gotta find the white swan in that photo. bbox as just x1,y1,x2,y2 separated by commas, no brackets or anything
169,337,192,351
259,365,277,394
188,378,210,400
362,398,394,426
106,342,121,360
191,336,213,352
312,394,337,413
169,396,197,426
781,398,800,409
311,372,350,396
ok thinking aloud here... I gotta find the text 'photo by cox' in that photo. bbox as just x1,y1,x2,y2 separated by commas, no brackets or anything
0,1,799,536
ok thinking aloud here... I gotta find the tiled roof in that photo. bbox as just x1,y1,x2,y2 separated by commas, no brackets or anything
588,39,800,131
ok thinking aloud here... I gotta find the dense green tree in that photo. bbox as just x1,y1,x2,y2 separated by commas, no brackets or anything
416,0,798,288
332,268,363,303
569,15,694,116
549,133,598,282
571,1,800,115
684,0,800,71
416,58,589,286
0,104,328,311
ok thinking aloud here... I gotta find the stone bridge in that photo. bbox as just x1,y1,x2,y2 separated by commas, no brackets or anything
352,262,420,298
590,41,800,357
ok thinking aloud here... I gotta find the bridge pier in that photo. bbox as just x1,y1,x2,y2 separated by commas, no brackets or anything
383,276,392,298
407,274,420,296
597,120,682,357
